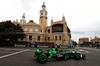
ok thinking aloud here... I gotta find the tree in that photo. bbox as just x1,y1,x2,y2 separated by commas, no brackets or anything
0,20,26,44
73,41,77,46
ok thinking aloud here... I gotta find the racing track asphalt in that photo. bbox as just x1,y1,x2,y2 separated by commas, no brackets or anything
0,47,100,66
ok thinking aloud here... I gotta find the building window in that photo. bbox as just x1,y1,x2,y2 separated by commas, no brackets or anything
24,28,27,31
48,37,50,40
29,36,32,40
55,36,57,40
29,28,33,32
48,29,50,33
59,36,61,40
41,30,42,32
35,28,38,32
37,36,40,41
45,37,46,41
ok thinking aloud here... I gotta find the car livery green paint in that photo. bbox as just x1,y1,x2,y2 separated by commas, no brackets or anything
34,48,86,63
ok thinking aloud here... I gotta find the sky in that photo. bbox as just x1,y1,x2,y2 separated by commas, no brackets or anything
0,0,100,42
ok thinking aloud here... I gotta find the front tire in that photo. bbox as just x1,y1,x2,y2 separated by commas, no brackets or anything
74,53,80,60
38,53,47,63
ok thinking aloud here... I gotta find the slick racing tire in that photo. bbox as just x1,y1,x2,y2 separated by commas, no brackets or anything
38,53,47,63
74,53,80,60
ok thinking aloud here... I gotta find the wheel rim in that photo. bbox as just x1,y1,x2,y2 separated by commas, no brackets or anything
76,54,80,58
40,56,46,61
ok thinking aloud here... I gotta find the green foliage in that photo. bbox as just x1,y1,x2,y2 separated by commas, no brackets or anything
73,41,77,46
0,20,26,43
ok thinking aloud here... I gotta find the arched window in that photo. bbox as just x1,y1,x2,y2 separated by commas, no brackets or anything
41,30,42,32
35,28,38,32
55,36,57,40
29,28,33,32
37,36,40,41
48,29,50,33
24,28,27,31
48,37,50,40
59,36,61,40
29,36,32,40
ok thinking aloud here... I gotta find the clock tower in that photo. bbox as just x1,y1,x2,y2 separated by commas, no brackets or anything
39,2,48,33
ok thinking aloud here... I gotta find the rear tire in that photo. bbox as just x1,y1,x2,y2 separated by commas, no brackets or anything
74,53,80,60
38,53,47,63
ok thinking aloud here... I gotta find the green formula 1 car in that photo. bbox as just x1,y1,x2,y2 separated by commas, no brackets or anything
34,48,86,63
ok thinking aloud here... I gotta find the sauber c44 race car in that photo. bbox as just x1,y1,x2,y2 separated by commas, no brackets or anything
34,48,86,63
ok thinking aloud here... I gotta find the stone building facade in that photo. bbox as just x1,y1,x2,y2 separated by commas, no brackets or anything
79,38,89,44
13,2,72,46
91,36,100,43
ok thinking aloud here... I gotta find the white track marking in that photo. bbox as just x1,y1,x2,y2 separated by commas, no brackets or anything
0,48,24,50
5,49,24,50
0,49,29,59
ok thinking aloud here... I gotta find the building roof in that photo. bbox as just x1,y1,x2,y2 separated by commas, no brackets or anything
22,20,40,26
